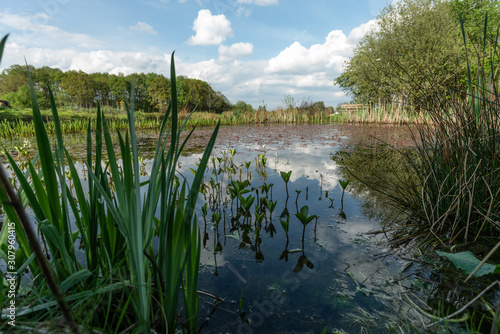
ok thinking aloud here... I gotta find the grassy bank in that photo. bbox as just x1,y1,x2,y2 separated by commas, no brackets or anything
0,104,427,139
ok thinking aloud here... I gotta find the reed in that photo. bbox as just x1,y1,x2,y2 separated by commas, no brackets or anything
365,14,500,248
337,103,430,125
0,33,219,332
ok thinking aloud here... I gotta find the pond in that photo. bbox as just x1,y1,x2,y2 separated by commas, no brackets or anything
131,123,432,333
0,123,486,333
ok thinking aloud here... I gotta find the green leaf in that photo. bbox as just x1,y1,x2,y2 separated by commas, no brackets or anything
295,205,317,226
436,251,497,277
339,179,350,190
280,217,289,233
59,269,92,293
280,170,292,183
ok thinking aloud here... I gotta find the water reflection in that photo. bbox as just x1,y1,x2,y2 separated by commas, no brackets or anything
194,134,415,333
3,124,483,332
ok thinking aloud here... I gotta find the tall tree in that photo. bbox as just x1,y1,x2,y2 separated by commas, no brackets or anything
0,64,32,96
60,70,95,108
109,73,130,108
146,75,170,113
335,0,465,106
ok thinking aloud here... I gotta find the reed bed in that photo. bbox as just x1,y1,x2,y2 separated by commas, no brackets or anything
360,16,500,249
336,103,430,125
1,102,426,139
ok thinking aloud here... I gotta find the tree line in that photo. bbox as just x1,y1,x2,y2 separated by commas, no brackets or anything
0,64,245,113
334,0,500,107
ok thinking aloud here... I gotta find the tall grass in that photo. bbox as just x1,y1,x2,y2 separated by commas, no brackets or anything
0,32,219,333
367,15,500,247
335,103,430,124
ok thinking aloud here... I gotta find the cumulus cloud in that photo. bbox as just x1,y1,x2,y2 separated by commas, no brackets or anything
187,9,233,45
129,21,158,35
218,42,253,60
3,43,171,75
0,11,101,49
0,16,375,109
265,27,363,75
346,19,378,44
236,0,278,5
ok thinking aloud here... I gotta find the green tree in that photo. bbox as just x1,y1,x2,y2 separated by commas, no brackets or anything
90,72,111,107
211,91,231,113
109,73,130,108
128,72,149,112
146,75,170,113
233,100,254,113
335,0,463,106
60,70,95,108
0,64,31,97
450,0,500,46
35,66,64,107
2,85,33,108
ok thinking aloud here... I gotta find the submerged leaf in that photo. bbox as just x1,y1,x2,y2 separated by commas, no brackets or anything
436,251,497,277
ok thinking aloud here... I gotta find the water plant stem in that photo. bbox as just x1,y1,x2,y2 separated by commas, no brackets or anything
0,163,80,334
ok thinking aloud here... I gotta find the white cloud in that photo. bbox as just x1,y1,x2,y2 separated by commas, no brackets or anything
236,6,252,17
265,25,368,75
187,9,233,46
2,43,171,75
218,42,253,60
129,21,158,35
0,17,375,109
0,11,101,49
236,0,278,5
346,19,378,44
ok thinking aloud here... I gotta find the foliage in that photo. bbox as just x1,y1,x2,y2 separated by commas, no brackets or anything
146,74,170,112
0,63,231,113
347,13,500,249
436,251,500,277
334,0,500,105
0,34,220,332
232,100,254,113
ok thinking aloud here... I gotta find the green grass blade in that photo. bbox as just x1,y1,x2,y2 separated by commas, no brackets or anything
25,62,61,227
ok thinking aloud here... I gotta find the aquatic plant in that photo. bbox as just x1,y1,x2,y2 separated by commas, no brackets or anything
370,14,500,248
280,170,292,197
436,250,500,277
339,179,350,210
0,35,219,333
239,194,255,214
295,205,317,246
280,216,290,241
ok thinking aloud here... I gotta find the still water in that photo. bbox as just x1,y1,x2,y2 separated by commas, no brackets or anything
1,123,474,333
164,124,421,333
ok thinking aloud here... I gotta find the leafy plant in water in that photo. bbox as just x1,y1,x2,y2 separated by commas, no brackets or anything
339,179,349,206
295,205,317,247
229,179,250,208
244,161,251,180
280,216,290,241
280,170,292,197
238,194,255,214
265,198,277,217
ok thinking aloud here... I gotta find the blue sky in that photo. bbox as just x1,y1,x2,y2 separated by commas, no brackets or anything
0,0,392,109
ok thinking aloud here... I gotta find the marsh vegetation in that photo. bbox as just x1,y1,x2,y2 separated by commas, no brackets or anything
1,0,500,332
